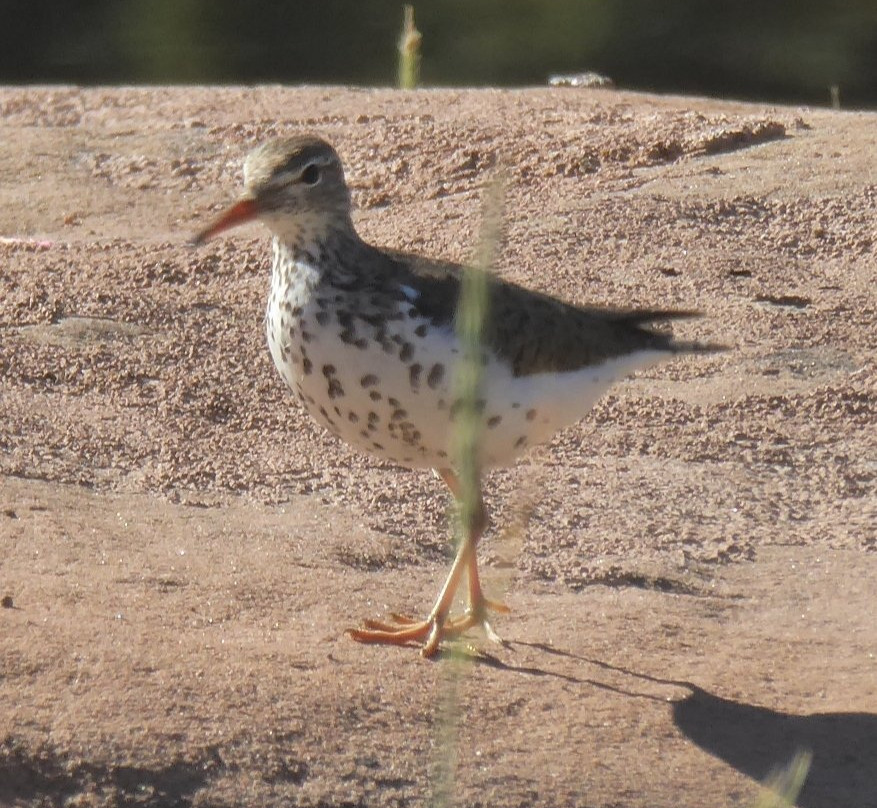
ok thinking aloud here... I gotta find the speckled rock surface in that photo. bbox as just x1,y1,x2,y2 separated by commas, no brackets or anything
1,86,875,807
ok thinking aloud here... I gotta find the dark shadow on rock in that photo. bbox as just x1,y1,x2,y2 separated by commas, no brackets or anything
0,735,217,807
458,646,674,701
506,644,876,808
671,685,876,808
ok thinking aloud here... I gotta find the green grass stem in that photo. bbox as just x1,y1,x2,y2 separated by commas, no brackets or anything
397,5,422,90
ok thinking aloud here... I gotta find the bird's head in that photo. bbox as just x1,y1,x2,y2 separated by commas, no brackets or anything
193,135,353,247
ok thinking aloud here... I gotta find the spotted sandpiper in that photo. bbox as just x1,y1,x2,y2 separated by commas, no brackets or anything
194,135,723,657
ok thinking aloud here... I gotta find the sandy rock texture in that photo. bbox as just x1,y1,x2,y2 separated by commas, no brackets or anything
1,86,875,807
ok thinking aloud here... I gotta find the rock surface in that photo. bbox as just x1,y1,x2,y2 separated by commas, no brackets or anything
1,86,875,807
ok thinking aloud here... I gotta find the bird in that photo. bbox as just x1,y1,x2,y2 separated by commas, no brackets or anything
193,134,723,657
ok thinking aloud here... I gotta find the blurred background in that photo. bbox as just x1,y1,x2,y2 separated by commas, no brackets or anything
1,0,875,107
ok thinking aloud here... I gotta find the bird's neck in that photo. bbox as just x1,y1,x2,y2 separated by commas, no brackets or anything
271,219,365,287
274,209,359,256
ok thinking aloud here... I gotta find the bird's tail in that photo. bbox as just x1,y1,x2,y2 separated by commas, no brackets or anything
669,338,730,355
614,309,729,355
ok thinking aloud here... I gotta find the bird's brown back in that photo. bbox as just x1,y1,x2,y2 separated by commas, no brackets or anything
321,236,710,378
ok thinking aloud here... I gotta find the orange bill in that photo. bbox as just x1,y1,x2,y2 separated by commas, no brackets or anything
191,197,260,244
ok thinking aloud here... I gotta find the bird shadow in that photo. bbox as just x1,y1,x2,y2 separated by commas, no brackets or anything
453,640,877,808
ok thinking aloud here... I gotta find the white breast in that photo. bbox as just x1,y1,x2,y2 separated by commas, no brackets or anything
265,253,670,470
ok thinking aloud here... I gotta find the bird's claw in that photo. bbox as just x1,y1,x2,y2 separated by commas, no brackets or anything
347,598,509,657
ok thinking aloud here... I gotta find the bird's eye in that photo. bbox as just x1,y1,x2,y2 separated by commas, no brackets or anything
301,163,321,185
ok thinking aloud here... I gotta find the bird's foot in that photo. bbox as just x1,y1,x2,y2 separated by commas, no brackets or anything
347,598,509,658
346,614,446,658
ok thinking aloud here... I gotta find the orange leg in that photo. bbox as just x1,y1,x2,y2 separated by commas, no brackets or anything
439,470,510,622
347,469,509,657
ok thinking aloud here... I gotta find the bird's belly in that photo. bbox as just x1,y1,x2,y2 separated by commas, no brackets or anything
478,349,667,467
266,297,461,468
266,292,667,470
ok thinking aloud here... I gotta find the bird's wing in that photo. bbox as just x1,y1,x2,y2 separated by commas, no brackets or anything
375,248,721,377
